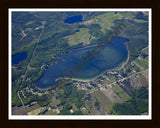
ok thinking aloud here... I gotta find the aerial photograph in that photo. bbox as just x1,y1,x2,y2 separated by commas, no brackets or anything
10,9,151,119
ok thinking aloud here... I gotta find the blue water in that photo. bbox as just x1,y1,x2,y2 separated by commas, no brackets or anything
12,52,27,64
64,15,83,24
36,37,129,88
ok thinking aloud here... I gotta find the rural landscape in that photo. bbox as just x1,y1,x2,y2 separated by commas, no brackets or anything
11,10,149,116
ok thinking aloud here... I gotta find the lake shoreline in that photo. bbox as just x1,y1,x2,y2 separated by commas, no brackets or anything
36,38,130,89
37,43,130,90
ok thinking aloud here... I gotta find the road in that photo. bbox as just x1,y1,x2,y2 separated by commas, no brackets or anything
17,21,46,107
17,91,25,107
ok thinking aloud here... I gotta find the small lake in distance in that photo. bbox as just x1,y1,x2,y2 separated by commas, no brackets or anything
12,52,27,64
64,15,83,24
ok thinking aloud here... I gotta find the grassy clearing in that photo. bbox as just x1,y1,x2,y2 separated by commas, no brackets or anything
84,96,97,114
142,69,148,79
25,104,40,112
81,19,99,25
72,104,78,112
138,74,148,86
64,28,91,46
80,106,88,114
95,12,134,33
96,12,121,33
27,108,41,115
135,58,148,69
91,90,113,112
100,87,123,103
133,19,148,23
142,47,149,55
50,100,60,107
145,56,149,62
117,12,134,18
111,84,130,101
44,110,57,115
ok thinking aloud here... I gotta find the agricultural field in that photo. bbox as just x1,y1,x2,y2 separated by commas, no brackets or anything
111,84,130,101
25,104,40,113
64,28,92,46
91,90,113,112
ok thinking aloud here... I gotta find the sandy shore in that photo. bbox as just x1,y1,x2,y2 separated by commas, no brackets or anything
112,44,130,71
71,78,92,82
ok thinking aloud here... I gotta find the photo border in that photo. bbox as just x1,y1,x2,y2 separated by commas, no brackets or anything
0,0,159,128
9,8,152,120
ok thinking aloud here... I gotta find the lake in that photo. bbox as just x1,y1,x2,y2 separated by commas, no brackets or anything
12,52,27,64
36,37,129,88
64,15,83,24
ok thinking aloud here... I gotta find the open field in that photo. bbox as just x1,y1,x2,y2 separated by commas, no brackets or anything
96,12,119,33
50,100,60,107
91,90,113,112
27,108,41,115
96,12,134,33
44,110,57,115
64,28,91,46
111,84,130,101
84,96,98,114
25,104,40,113
100,86,122,103
84,94,107,115
135,58,148,69
142,69,149,79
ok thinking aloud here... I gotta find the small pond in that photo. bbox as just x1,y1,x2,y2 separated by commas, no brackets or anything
12,52,27,64
64,15,83,24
